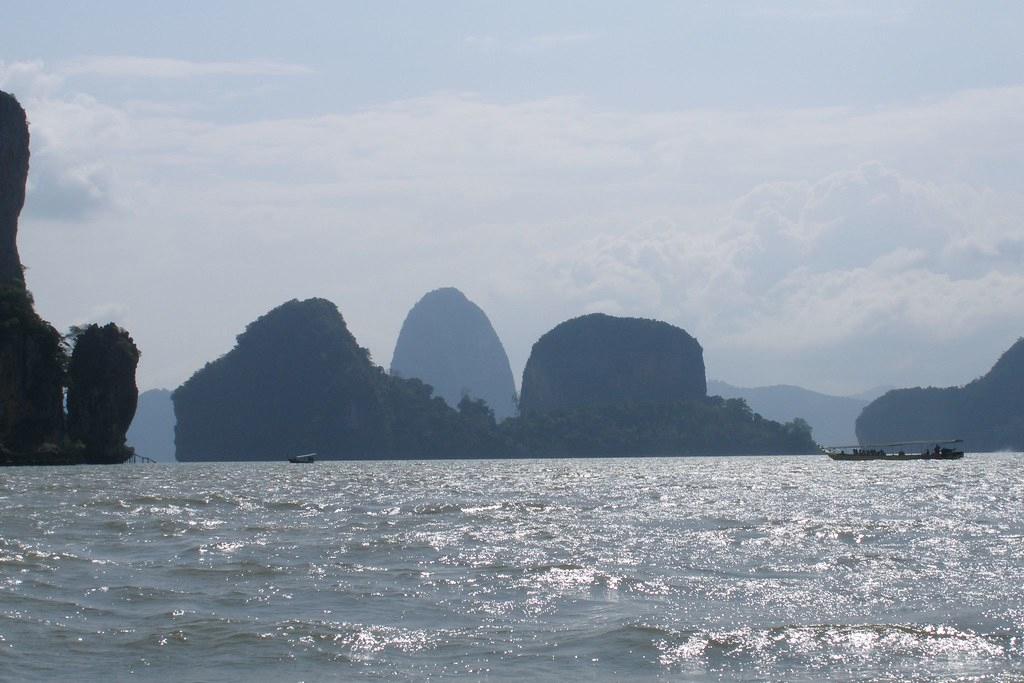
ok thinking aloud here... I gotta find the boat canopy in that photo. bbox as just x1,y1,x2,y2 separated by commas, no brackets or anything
824,438,962,450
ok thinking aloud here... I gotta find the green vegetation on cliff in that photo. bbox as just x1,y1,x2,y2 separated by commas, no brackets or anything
173,298,507,460
66,324,141,464
174,299,816,460
1,90,141,465
502,398,816,457
0,287,66,458
856,338,1024,452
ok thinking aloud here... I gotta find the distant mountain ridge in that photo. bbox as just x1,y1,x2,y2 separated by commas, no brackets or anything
856,338,1024,452
708,380,868,446
126,389,176,462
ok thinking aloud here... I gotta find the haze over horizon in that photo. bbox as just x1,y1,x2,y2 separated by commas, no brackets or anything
2,2,1022,396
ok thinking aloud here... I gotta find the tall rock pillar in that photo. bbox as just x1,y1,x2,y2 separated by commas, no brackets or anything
0,91,29,289
66,324,141,464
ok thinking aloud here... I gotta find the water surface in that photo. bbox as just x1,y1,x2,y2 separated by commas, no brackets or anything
1,455,1022,681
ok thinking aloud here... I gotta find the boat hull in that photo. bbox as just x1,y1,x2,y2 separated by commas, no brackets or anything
826,451,964,461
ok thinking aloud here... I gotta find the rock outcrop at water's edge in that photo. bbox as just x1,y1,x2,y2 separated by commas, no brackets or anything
856,338,1024,452
0,287,66,456
0,90,66,462
390,287,517,421
519,313,707,416
0,90,142,465
66,324,141,464
174,301,816,460
172,298,507,461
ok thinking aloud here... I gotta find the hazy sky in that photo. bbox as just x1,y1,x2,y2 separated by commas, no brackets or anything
2,1,1023,395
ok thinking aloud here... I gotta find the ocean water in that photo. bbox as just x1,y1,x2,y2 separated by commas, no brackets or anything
1,455,1023,682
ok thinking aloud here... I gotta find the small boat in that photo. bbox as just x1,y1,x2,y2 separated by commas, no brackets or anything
287,453,316,464
823,439,964,461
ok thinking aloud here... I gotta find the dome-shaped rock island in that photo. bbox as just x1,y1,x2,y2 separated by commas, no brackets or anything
519,313,707,416
390,287,516,421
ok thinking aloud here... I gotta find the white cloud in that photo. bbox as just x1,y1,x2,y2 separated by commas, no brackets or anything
61,56,313,80
6,61,1023,393
0,57,310,98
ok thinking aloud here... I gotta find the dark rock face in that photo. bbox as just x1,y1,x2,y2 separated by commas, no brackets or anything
502,396,818,456
0,91,66,462
519,313,706,416
856,338,1024,452
66,324,141,464
174,298,385,461
173,299,816,460
126,389,176,462
390,287,517,420
0,91,29,289
0,90,142,466
0,289,65,454
173,298,503,461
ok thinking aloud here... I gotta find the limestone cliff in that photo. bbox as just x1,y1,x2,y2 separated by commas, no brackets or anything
174,298,386,460
0,91,67,462
66,324,141,464
174,300,816,459
0,288,66,456
519,313,706,416
390,287,517,420
173,298,505,461
0,91,28,289
856,338,1024,452
1,90,142,465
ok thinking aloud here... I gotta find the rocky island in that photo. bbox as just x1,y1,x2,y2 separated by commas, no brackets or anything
0,90,140,465
856,338,1024,452
519,313,706,416
391,287,517,421
506,313,816,456
174,302,817,460
173,298,506,461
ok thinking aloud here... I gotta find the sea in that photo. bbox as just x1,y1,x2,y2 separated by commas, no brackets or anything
1,454,1023,682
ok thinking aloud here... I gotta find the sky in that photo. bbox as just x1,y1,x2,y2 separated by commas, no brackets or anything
2,1,1023,396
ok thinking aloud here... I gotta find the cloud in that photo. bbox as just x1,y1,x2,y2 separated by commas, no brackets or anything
1,57,310,96
7,61,1023,392
15,92,130,221
549,162,1024,390
61,56,313,80
24,159,113,221
0,61,62,97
